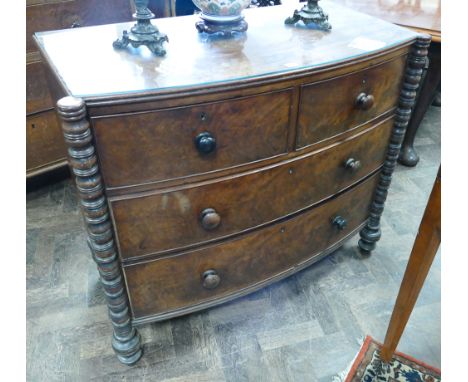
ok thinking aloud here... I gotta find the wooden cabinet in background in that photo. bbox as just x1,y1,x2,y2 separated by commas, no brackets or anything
26,0,134,177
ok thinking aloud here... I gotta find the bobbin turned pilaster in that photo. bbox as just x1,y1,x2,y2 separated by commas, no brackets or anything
56,97,143,365
358,35,431,255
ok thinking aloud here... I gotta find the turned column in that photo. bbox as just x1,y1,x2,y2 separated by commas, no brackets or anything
398,41,440,167
56,97,142,365
359,34,431,254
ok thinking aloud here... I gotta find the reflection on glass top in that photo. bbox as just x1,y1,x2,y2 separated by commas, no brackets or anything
35,1,417,98
332,0,441,35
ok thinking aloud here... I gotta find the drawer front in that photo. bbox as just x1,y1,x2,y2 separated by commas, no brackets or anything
112,118,393,259
27,59,54,114
296,55,406,149
26,0,132,53
124,172,379,320
94,90,292,188
26,110,67,171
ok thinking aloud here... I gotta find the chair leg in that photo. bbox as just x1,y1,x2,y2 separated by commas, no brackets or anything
380,167,440,362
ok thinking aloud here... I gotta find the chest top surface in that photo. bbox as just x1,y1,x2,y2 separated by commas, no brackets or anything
35,1,418,99
332,0,440,40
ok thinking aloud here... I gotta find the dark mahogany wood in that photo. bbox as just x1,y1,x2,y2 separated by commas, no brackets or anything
26,53,68,177
331,0,441,168
26,0,132,53
93,90,292,188
26,110,68,174
398,41,440,166
26,0,134,178
359,34,431,254
36,4,423,365
124,173,380,321
297,55,406,149
26,56,56,114
34,3,417,100
56,97,142,365
111,118,393,260
381,167,440,361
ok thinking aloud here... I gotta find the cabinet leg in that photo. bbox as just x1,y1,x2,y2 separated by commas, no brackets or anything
359,35,431,254
398,42,441,167
56,96,142,365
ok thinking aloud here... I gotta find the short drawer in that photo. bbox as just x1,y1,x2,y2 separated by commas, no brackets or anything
111,118,393,260
124,172,379,320
27,0,132,53
94,90,293,188
296,55,406,148
27,59,54,114
26,110,67,172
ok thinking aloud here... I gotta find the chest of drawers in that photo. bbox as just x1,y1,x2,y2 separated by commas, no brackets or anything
35,2,429,364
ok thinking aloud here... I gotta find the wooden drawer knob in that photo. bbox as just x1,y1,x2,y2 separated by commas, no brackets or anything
344,158,362,172
202,269,221,289
195,132,216,154
200,208,221,230
355,93,375,110
332,215,347,230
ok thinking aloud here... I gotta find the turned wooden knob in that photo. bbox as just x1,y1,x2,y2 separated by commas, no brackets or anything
344,158,362,172
195,132,216,154
355,93,375,110
200,208,221,230
202,269,221,289
332,215,347,231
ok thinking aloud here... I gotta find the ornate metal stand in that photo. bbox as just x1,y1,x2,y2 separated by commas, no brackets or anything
358,35,431,255
113,0,168,56
196,17,248,36
56,97,143,366
251,0,281,7
285,0,331,30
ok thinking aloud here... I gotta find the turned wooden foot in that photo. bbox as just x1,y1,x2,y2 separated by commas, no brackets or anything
358,225,381,255
112,328,142,365
56,96,143,366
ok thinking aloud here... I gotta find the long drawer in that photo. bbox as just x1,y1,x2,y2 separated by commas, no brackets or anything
124,172,379,321
111,118,393,260
296,54,406,149
93,89,293,188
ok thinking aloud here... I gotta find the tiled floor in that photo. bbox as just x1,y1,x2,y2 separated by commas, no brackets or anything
26,106,441,381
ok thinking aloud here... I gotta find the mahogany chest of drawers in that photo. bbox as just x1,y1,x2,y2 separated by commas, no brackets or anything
35,2,429,364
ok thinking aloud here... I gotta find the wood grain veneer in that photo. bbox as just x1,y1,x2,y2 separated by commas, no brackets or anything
297,55,406,148
111,118,393,260
26,58,56,114
124,172,380,320
26,0,133,177
26,110,67,172
26,0,132,53
34,2,417,100
93,89,293,188
36,3,427,364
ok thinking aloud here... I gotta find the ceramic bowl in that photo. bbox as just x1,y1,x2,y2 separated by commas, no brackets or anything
192,0,251,22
